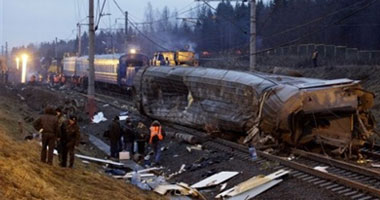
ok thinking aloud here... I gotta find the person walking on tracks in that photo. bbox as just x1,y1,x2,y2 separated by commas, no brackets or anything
33,106,59,165
312,49,319,67
62,115,81,168
149,120,165,165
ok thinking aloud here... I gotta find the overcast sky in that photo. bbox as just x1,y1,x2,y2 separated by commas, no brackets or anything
0,0,232,49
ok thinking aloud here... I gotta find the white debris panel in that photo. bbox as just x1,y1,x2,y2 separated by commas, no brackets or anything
134,66,375,151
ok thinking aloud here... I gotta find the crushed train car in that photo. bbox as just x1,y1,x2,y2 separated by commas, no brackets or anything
133,66,376,152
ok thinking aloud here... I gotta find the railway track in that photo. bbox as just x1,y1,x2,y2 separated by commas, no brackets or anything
361,144,380,161
167,124,380,199
72,87,380,199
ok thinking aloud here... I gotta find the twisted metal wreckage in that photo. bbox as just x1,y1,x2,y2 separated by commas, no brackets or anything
134,66,376,154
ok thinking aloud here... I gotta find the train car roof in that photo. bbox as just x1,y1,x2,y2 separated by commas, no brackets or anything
119,53,149,60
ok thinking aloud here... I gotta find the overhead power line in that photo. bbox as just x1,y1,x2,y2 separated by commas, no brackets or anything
112,0,170,51
246,0,378,57
201,0,249,35
262,0,372,40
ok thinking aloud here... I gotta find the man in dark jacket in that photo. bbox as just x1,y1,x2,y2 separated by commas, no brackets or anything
109,116,122,158
56,107,67,167
135,122,149,155
63,115,81,168
123,118,135,154
33,106,59,165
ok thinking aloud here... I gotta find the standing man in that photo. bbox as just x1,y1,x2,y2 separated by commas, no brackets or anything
56,107,67,167
312,49,319,67
33,106,59,165
108,116,122,158
149,120,165,166
135,122,149,155
123,118,135,154
64,116,81,168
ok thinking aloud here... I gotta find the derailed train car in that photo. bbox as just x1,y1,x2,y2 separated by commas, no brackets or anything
134,66,376,153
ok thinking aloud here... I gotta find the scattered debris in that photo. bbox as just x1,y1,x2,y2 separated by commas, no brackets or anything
113,167,163,179
102,104,109,107
17,94,25,101
105,169,126,176
216,169,289,199
120,111,128,116
220,183,228,191
168,164,186,179
130,171,152,190
75,154,124,166
371,163,380,168
119,116,128,121
81,160,90,164
190,171,239,189
154,183,206,200
287,155,295,161
186,144,203,152
314,166,329,173
92,112,107,123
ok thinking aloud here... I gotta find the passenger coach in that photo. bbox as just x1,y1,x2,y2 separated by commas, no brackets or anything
63,52,149,90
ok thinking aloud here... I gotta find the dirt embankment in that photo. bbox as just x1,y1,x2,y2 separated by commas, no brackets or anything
0,85,164,200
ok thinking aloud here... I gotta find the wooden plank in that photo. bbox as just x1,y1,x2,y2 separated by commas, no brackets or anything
227,179,282,200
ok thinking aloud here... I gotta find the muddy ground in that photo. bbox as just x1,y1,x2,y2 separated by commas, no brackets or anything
0,84,164,200
8,82,352,200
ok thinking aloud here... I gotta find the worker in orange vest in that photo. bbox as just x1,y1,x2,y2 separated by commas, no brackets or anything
149,120,165,165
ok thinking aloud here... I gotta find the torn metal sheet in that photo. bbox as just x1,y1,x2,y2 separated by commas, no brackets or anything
114,173,155,179
314,166,329,173
134,66,376,152
216,169,289,198
75,154,124,166
190,171,239,189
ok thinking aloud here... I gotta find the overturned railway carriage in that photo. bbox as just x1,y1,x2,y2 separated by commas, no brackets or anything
134,66,375,152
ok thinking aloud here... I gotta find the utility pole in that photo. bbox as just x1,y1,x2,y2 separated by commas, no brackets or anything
55,37,58,59
5,42,8,67
87,0,96,119
125,11,128,51
77,23,82,56
250,0,256,71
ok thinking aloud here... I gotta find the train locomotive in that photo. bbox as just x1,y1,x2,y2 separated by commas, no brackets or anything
63,52,149,90
133,66,376,155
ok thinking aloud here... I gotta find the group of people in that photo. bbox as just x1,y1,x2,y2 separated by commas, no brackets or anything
105,117,165,166
33,106,81,167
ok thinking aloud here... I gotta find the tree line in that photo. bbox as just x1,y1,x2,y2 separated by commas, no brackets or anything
12,0,380,65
